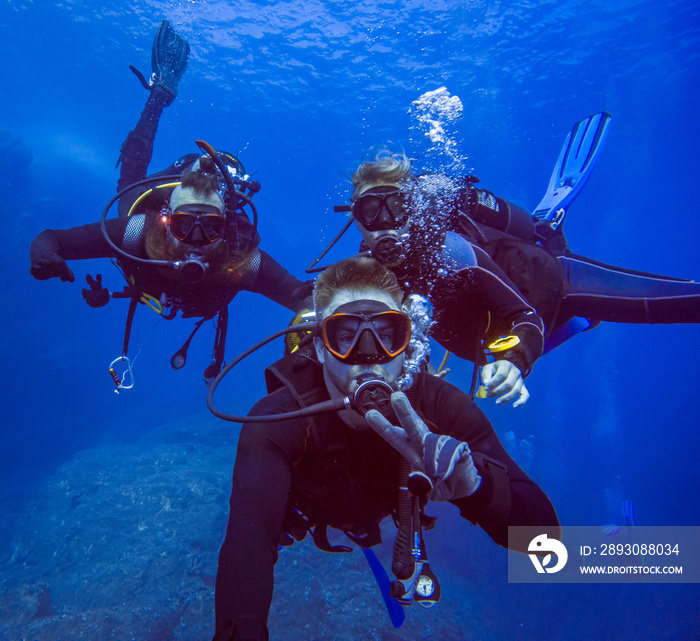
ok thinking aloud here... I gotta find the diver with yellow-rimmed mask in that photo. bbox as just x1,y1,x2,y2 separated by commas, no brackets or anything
211,255,559,640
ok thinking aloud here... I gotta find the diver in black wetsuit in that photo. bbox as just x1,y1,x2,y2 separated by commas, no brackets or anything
212,256,559,641
346,148,700,398
348,162,546,408
29,21,312,382
29,156,310,318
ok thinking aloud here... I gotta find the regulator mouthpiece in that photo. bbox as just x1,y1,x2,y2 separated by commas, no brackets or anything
372,236,404,266
353,374,396,417
175,254,208,282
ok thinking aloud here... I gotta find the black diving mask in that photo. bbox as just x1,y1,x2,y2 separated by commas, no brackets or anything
321,300,411,365
352,189,409,231
168,209,226,245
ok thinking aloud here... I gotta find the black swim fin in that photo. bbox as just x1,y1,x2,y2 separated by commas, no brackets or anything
151,19,190,102
533,111,612,230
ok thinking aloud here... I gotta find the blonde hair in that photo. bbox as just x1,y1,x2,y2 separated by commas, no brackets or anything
179,155,220,197
314,256,403,314
350,147,412,200
169,155,225,213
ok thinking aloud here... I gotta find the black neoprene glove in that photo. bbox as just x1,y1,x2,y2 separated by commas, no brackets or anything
30,252,75,283
82,274,110,308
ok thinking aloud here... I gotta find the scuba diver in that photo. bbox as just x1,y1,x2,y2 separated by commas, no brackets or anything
346,161,548,409
324,113,700,404
210,255,559,641
29,21,312,387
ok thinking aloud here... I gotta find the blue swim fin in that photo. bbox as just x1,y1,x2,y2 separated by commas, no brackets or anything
533,112,612,230
362,548,405,628
543,316,601,354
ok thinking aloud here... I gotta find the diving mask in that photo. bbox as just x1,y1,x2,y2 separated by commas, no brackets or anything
321,300,411,365
167,208,226,245
352,188,409,231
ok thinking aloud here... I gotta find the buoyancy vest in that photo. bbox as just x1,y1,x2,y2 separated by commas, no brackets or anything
454,189,568,333
112,205,264,378
264,348,395,552
482,236,566,332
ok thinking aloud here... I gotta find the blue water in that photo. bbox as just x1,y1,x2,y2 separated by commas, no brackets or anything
1,0,699,638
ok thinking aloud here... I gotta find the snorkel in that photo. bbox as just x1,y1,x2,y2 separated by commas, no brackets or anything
100,141,260,282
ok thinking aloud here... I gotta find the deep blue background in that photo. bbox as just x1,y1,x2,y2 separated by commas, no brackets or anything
1,0,699,638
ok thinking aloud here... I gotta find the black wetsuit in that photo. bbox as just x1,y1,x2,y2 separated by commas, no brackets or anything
116,86,174,216
213,352,559,640
30,79,312,314
391,240,546,376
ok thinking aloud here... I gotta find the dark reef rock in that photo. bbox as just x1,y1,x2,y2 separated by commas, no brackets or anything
0,413,483,640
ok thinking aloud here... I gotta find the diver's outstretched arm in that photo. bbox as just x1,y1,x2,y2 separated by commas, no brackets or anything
116,20,190,215
29,219,130,280
245,249,315,312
